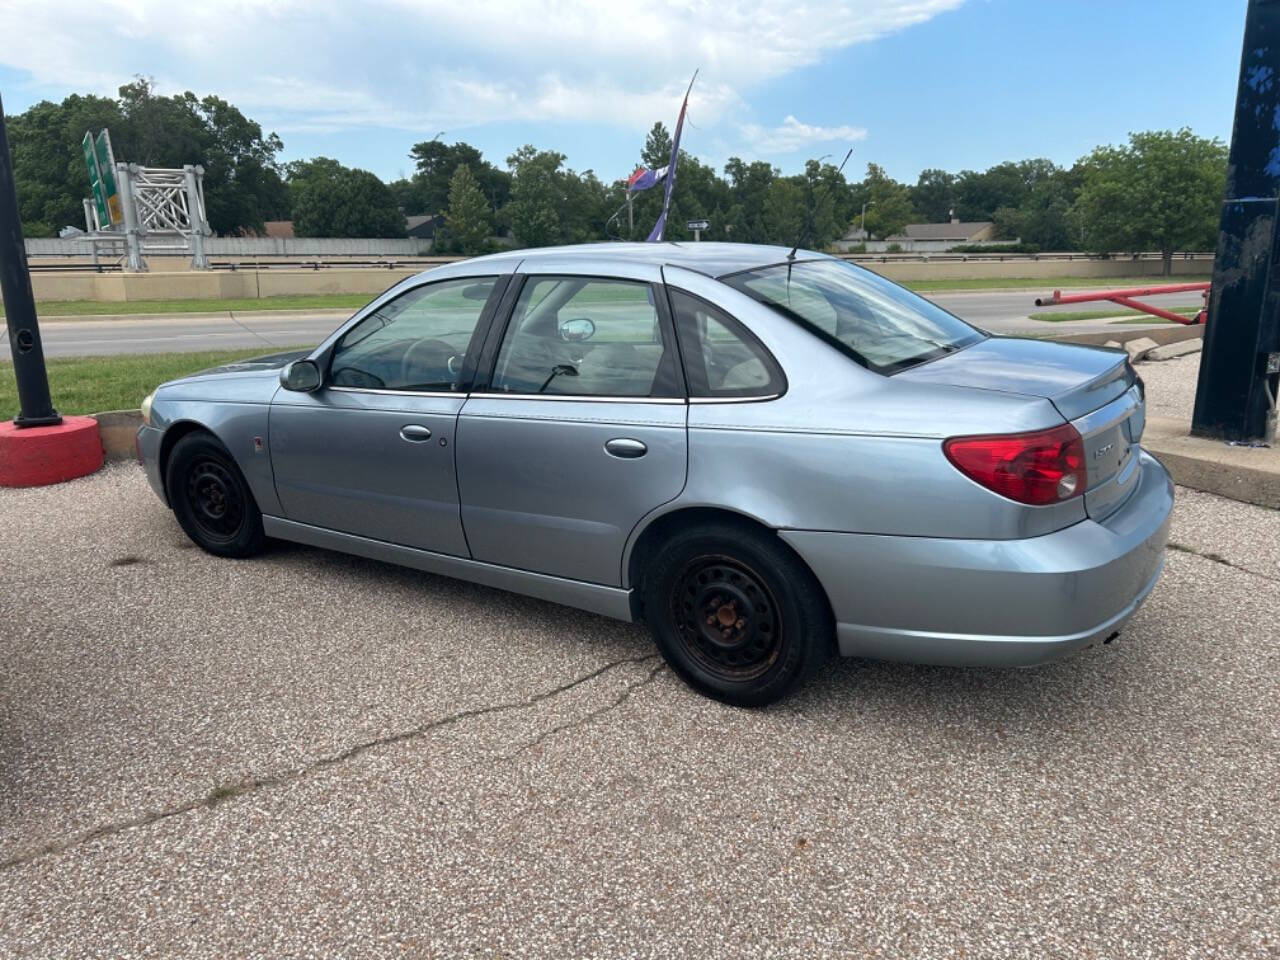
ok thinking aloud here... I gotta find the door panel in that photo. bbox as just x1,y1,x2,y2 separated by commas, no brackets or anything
456,397,686,584
269,390,468,555
267,274,502,555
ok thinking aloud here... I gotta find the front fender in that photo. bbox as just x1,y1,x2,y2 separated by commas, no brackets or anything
150,397,280,516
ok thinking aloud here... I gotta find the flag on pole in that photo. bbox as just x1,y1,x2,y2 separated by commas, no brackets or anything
647,70,697,242
625,165,668,193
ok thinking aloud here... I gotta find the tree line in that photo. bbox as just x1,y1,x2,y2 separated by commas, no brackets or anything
10,82,1228,273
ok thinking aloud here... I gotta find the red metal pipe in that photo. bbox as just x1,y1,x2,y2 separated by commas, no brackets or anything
1107,296,1200,325
1033,282,1210,307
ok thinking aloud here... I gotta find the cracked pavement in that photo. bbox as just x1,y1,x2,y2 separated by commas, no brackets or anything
1,463,1278,958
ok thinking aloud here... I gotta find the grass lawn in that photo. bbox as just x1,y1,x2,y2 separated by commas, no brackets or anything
1028,306,1200,323
903,275,1211,293
0,346,308,417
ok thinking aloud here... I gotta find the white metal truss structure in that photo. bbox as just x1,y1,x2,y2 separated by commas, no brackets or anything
110,164,212,271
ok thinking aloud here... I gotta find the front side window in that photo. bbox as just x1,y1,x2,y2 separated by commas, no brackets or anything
329,277,496,391
669,290,784,398
490,277,680,397
724,259,985,374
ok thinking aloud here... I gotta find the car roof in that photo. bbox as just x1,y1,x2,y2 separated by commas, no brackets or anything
458,241,832,280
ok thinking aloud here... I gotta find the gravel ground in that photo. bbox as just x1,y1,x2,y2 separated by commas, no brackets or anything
1,463,1277,958
1137,351,1201,421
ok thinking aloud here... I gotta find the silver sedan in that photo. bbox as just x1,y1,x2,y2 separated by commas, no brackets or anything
137,243,1173,706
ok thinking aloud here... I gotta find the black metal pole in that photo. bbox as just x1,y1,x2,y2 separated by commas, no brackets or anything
1191,0,1280,441
0,91,60,427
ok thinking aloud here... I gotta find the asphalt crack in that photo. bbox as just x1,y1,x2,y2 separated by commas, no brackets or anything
497,661,667,762
0,651,662,871
1168,541,1280,585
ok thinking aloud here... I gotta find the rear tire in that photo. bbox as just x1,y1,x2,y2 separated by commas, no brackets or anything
166,431,266,558
642,522,833,707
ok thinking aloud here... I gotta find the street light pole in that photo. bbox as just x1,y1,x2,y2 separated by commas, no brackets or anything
1192,0,1280,441
860,200,875,236
0,92,59,427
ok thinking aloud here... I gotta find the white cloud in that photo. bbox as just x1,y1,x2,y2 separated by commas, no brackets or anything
739,115,869,154
0,0,963,152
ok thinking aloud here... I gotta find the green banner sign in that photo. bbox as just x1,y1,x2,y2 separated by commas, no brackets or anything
82,131,110,229
94,129,122,225
82,129,122,228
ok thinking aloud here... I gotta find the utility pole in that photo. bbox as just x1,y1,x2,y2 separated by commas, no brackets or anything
0,92,59,427
1192,0,1280,441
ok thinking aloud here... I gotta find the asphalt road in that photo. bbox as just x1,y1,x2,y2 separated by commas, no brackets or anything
1,457,1276,956
1,287,1206,359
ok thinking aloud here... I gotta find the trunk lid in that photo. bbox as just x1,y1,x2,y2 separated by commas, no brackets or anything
899,337,1145,520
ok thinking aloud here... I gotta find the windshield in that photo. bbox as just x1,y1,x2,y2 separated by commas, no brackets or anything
724,259,985,374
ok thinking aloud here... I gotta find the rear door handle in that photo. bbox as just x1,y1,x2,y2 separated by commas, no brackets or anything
399,424,433,442
604,438,647,459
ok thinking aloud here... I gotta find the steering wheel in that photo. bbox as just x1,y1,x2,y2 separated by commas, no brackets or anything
400,338,460,387
331,366,385,389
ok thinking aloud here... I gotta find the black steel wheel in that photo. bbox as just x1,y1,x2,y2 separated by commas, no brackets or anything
669,555,783,682
166,431,266,558
643,521,833,707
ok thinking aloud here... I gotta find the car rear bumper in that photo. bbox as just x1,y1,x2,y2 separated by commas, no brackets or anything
780,450,1174,667
136,425,167,506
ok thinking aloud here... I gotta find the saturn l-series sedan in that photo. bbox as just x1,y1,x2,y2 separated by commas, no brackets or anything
137,243,1173,706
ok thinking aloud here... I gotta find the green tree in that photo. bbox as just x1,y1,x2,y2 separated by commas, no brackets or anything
722,157,776,243
860,163,915,240
1073,128,1227,273
445,164,492,254
408,139,510,218
289,159,405,238
8,94,123,231
912,168,956,223
8,79,287,235
506,145,565,247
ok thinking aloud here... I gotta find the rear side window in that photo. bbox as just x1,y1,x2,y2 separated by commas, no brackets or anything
668,289,785,399
490,277,681,397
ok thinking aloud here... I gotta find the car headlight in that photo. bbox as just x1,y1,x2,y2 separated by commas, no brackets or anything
140,392,154,426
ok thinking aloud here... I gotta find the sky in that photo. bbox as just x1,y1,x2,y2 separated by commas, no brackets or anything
0,0,1249,185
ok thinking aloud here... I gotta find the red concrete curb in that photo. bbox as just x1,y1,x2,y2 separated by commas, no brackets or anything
0,416,104,487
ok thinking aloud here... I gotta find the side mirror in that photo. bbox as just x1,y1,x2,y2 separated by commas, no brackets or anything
559,317,596,342
280,359,322,392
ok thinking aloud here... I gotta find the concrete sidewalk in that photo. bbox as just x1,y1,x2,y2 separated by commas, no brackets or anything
1135,352,1280,509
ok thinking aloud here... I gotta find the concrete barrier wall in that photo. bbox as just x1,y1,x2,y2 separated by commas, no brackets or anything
31,269,422,302
27,255,1216,303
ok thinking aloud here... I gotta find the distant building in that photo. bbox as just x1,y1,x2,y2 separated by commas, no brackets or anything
262,220,296,239
405,214,445,240
836,218,1006,253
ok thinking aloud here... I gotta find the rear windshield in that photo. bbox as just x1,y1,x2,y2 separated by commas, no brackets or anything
724,259,985,374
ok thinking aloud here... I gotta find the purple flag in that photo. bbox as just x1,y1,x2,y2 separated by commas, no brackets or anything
626,165,667,193
647,70,697,242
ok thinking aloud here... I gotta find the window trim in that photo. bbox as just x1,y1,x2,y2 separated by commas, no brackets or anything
474,273,687,402
323,274,507,396
665,287,788,402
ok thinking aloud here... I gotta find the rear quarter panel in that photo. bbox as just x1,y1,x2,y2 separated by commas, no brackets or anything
622,269,1088,584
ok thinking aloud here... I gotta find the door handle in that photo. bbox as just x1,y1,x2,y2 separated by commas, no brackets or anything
604,438,647,459
399,424,433,442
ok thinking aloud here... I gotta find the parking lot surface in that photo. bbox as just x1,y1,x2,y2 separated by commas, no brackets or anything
1,464,1277,958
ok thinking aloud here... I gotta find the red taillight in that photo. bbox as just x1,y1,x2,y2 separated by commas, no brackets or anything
943,423,1086,506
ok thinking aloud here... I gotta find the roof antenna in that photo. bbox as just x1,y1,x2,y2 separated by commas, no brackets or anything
788,147,853,261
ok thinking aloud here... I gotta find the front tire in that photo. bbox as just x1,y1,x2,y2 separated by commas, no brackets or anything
642,523,833,707
166,432,266,558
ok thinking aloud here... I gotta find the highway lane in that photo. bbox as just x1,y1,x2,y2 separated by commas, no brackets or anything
1,288,1206,359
